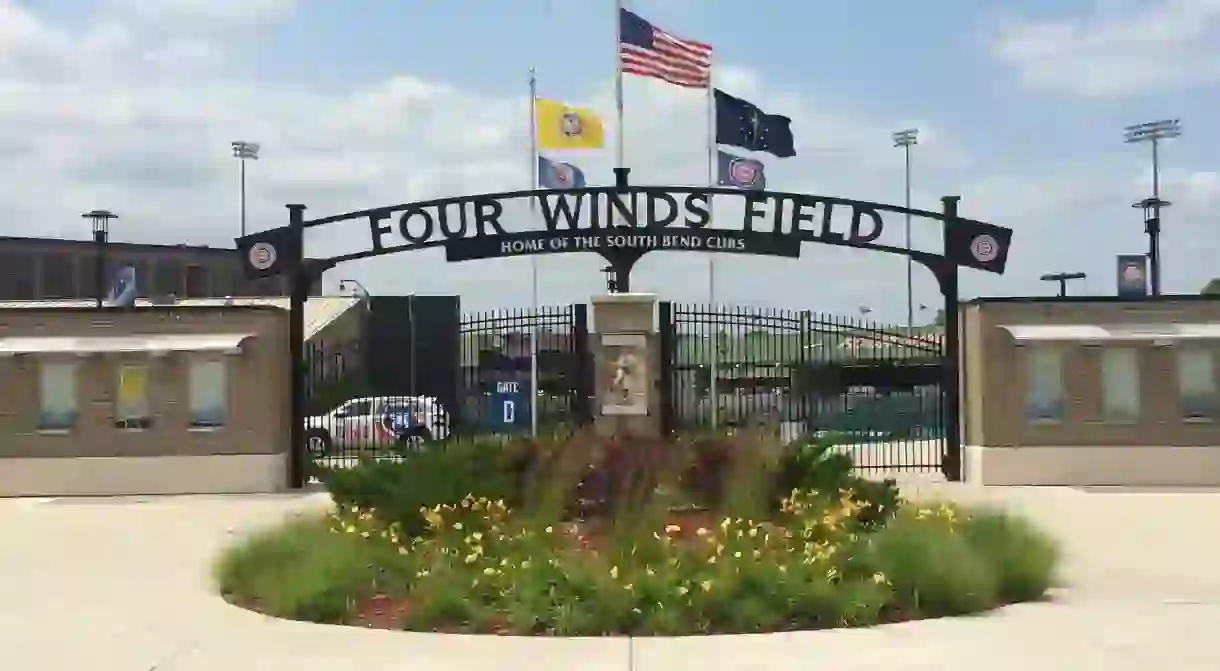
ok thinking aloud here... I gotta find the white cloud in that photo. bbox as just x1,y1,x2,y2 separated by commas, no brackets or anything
992,0,1220,97
0,0,1216,317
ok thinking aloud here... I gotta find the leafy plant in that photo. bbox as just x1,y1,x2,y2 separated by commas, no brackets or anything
319,438,518,537
959,508,1060,602
213,513,380,623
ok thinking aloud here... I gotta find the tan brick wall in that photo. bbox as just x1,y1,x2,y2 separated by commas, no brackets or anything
962,299,1220,448
0,306,290,459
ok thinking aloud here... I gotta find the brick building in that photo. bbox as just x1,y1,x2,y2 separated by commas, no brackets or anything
0,236,322,300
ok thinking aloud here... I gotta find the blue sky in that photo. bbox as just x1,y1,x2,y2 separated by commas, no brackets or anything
3,0,1219,315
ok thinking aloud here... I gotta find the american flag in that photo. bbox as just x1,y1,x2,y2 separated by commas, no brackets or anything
618,8,712,89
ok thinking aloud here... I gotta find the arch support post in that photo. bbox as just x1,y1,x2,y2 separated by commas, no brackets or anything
939,196,963,482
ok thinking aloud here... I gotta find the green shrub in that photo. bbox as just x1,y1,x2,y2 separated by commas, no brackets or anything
959,508,1060,602
863,504,1000,618
213,513,381,623
320,438,518,537
216,489,1061,635
774,437,903,529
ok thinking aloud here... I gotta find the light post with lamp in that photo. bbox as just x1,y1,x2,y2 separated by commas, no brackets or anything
1040,272,1087,297
1132,197,1170,296
82,209,118,308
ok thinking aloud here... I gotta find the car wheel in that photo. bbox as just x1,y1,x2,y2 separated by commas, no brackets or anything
305,429,332,457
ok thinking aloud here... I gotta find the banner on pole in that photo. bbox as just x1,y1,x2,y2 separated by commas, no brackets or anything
1116,254,1148,298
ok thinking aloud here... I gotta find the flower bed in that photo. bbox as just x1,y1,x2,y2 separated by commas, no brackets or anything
215,433,1060,636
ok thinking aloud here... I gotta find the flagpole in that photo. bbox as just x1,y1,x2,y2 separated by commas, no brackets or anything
614,0,625,177
529,67,540,439
705,59,719,432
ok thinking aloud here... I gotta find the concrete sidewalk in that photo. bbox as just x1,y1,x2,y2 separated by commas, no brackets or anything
2,485,1219,670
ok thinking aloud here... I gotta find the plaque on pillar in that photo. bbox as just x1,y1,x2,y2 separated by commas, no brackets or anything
600,333,648,416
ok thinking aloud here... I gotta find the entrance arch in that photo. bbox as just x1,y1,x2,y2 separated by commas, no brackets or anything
236,167,1013,484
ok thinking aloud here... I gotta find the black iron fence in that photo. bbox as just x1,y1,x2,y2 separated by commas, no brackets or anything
459,304,591,437
303,304,592,471
658,303,947,472
301,299,946,475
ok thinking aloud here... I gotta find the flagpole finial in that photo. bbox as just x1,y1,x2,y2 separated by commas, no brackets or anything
614,167,631,188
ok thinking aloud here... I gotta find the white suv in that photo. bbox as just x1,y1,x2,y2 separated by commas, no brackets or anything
303,396,451,456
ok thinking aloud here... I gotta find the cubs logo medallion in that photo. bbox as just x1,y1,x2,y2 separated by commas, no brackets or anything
551,162,575,187
248,242,277,271
969,234,998,263
729,158,760,187
560,112,583,137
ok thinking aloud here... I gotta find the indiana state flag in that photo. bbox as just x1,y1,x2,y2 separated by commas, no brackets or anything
538,156,587,189
714,89,796,158
716,150,766,190
535,98,606,150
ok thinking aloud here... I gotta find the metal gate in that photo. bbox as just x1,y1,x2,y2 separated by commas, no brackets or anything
658,303,948,475
458,303,591,436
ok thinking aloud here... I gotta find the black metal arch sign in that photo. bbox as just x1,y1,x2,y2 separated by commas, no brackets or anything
247,166,1013,488
235,168,1013,292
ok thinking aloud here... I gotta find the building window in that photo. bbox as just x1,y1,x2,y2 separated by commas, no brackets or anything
1024,346,1064,422
189,358,228,427
115,363,152,429
1101,348,1140,422
1177,349,1218,420
38,361,78,430
185,264,209,298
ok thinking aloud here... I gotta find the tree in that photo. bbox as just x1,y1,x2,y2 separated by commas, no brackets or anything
933,309,945,326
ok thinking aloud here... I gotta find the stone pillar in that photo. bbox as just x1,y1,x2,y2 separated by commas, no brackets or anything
590,293,660,439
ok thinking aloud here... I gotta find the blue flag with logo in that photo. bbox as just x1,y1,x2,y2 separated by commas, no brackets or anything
538,156,587,189
714,89,796,158
716,150,766,190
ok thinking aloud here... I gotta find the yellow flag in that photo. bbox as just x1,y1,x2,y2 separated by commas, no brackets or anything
535,98,605,150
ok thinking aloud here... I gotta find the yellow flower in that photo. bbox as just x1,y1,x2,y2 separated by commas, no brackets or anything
700,579,714,592
521,560,531,569
464,553,479,564
360,531,370,539
695,527,711,537
544,526,554,534
707,555,717,565
664,524,681,534
345,525,356,534
453,522,463,531
610,566,619,579
482,567,498,576
748,527,758,538
872,572,888,584
472,531,483,541
624,583,634,591
733,551,742,559
752,549,761,558
677,585,689,596
719,517,731,531
416,569,429,577
398,546,409,555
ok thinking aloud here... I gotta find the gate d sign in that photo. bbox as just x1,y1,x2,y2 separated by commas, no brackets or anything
488,381,529,431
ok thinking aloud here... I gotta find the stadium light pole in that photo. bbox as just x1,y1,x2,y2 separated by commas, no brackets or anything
82,209,118,308
230,141,261,238
893,128,918,335
1123,119,1180,297
1040,272,1087,297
